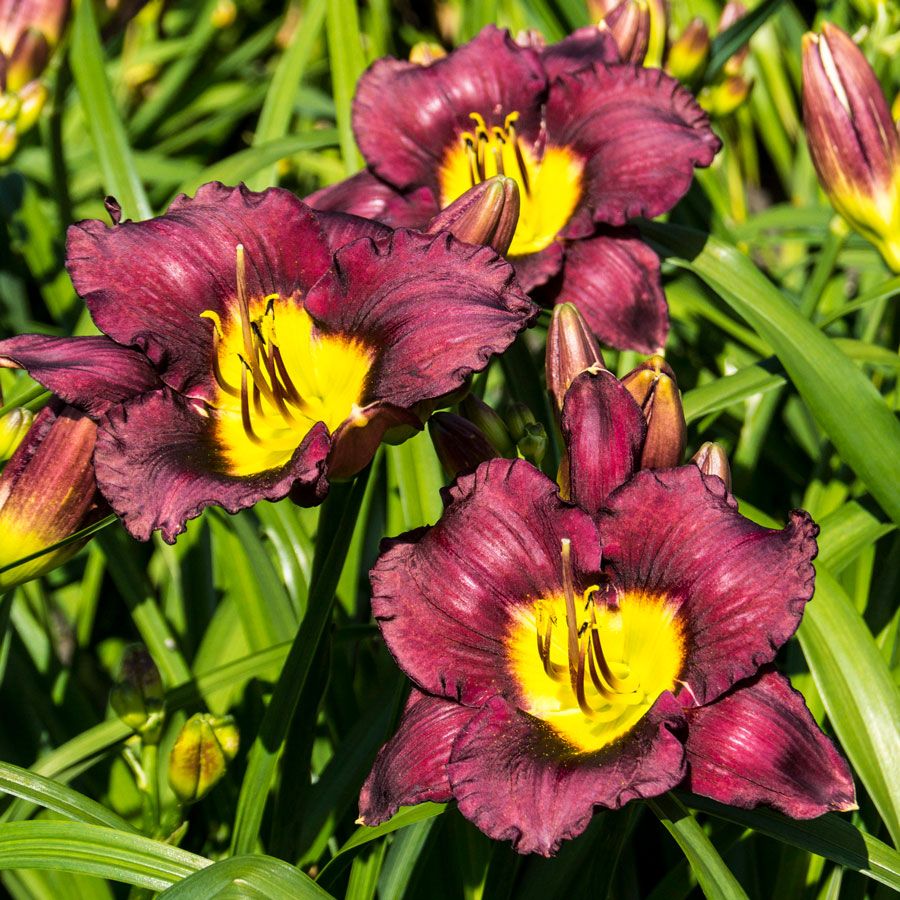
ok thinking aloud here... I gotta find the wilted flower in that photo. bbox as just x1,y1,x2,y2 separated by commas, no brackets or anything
360,369,854,855
0,182,536,542
0,0,69,160
309,25,720,352
168,713,239,804
802,23,900,272
0,401,102,591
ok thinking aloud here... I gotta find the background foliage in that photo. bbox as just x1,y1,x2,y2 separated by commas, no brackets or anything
0,0,898,897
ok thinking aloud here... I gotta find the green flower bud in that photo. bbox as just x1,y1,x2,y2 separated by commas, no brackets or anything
168,714,240,804
517,422,547,467
666,18,710,85
0,408,33,462
459,394,514,456
110,645,164,741
505,402,537,444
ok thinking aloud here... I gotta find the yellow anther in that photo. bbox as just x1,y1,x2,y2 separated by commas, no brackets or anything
504,111,520,129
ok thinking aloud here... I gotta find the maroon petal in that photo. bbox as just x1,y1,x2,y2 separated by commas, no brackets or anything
599,466,819,707
353,26,547,191
312,209,393,251
94,388,330,542
684,669,856,818
327,401,422,480
305,229,538,408
561,368,646,515
553,228,668,352
66,183,332,397
359,690,477,825
371,458,602,706
546,64,720,226
540,26,621,81
511,241,566,292
447,692,685,856
0,334,163,417
306,170,438,229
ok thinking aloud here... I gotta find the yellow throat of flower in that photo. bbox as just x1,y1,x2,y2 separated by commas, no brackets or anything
438,112,584,257
506,538,685,753
201,245,373,477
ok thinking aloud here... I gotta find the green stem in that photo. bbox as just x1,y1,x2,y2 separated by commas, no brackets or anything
799,221,848,319
229,470,371,855
141,742,159,835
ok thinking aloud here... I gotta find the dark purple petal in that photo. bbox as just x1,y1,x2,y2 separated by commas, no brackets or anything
359,690,477,825
599,466,819,707
552,228,668,352
561,368,646,514
546,64,720,226
371,458,602,706
353,26,547,191
540,26,621,81
66,183,332,397
305,229,538,408
447,692,685,856
94,388,330,543
0,334,163,417
327,401,422,480
684,669,856,817
313,209,394,250
305,170,438,229
511,241,566,292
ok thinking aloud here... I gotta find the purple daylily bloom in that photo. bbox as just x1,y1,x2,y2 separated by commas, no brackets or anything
0,182,536,543
308,25,721,352
359,368,855,856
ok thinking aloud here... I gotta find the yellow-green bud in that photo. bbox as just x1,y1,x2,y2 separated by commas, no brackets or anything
409,42,447,66
666,18,710,85
168,714,239,804
0,408,33,462
15,81,47,135
699,74,753,119
110,645,164,741
516,422,547,467
505,402,537,444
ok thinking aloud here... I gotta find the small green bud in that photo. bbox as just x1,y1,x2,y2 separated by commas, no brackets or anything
506,402,537,444
459,394,514,456
168,713,239,804
517,422,547,467
110,645,164,741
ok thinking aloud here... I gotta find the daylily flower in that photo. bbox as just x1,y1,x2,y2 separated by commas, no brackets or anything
308,25,721,352
360,368,855,855
0,400,103,591
0,181,536,542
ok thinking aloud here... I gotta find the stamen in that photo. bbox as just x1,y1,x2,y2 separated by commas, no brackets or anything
560,538,582,695
588,606,632,693
201,315,240,397
239,359,262,445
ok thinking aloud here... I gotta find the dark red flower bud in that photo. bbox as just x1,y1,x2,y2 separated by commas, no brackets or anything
546,303,605,417
429,412,499,480
621,355,686,469
427,176,520,255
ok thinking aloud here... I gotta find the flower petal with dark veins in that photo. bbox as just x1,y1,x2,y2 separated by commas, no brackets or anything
599,466,819,707
0,334,163,418
66,183,332,398
370,458,602,706
539,25,621,81
359,690,477,826
684,669,856,817
94,388,331,543
447,692,685,856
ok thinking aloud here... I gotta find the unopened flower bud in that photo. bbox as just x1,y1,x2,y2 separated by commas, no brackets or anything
517,422,547,467
0,408,33,462
429,412,498,479
666,18,710,84
0,92,20,122
459,394,514,456
621,356,686,469
15,81,47,134
700,74,753,118
168,713,239,804
110,645,164,741
505,402,537,443
802,23,900,271
599,0,650,64
546,303,605,417
211,0,236,28
427,176,520,255
692,441,732,491
5,29,50,93
515,29,546,51
0,122,16,162
409,42,446,65
717,2,749,76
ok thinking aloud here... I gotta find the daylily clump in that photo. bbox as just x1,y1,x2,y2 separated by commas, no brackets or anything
360,361,855,856
0,181,537,542
309,25,721,352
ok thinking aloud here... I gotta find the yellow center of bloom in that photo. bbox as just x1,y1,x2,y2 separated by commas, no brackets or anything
438,112,584,257
506,539,685,753
201,245,373,477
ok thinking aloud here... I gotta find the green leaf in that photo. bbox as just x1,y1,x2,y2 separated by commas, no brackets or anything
706,0,784,82
684,794,900,892
682,361,785,424
326,0,365,173
69,0,152,220
797,566,900,846
816,503,894,574
158,856,333,899
647,795,749,900
642,222,900,525
0,821,208,892
0,763,137,832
